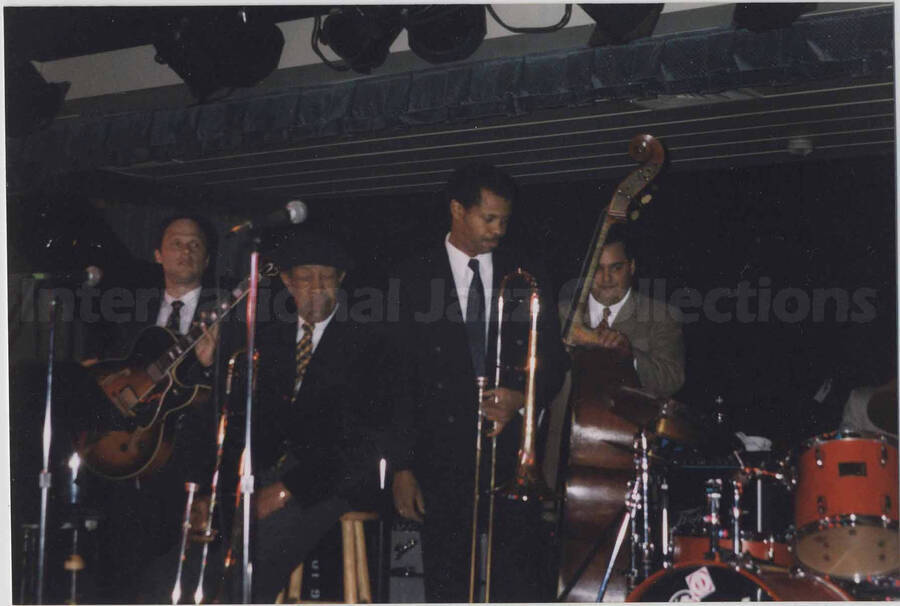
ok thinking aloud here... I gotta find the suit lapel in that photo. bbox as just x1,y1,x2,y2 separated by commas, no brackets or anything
146,291,163,328
611,289,638,331
427,245,472,361
295,304,350,402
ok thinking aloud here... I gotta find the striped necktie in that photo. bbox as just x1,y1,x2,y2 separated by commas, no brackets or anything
292,323,314,401
597,306,611,331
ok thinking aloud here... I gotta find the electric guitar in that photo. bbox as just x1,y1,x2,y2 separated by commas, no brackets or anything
76,267,274,479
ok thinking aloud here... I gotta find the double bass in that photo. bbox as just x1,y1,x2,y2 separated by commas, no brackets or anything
556,134,665,601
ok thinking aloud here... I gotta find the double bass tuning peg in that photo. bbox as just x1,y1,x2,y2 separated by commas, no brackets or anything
640,194,652,205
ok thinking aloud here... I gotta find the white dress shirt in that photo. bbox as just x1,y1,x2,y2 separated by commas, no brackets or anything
588,287,632,329
295,306,338,352
445,233,493,333
156,286,202,335
588,288,638,370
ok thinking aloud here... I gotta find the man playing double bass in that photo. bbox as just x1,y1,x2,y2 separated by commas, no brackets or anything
567,223,684,398
549,222,685,602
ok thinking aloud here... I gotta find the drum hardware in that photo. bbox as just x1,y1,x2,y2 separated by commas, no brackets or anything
789,564,806,578
815,446,824,467
765,535,775,562
597,477,642,602
596,429,656,602
756,477,765,531
670,459,796,571
730,480,742,558
638,433,654,581
660,480,671,569
880,437,888,466
703,479,723,558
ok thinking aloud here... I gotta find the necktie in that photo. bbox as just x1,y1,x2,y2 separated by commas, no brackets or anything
166,300,184,334
466,258,486,375
597,306,611,331
292,323,314,401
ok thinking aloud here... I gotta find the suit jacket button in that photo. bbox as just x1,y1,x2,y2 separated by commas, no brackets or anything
434,346,441,354
447,415,455,423
436,382,444,390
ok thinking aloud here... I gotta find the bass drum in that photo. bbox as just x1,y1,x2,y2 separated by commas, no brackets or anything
627,561,850,602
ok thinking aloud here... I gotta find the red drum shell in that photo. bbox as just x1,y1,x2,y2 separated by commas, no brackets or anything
627,561,851,602
672,534,794,568
794,432,899,578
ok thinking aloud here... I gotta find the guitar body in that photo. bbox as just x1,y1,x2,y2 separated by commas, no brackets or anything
75,325,211,479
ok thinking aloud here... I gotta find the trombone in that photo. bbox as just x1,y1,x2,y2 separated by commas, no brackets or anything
468,268,555,603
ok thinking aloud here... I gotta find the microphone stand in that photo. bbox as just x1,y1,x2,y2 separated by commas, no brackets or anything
37,293,59,604
377,458,387,603
240,241,262,603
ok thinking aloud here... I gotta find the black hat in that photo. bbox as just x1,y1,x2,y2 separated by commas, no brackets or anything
271,231,354,272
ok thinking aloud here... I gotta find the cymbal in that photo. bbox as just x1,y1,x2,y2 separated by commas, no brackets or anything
607,386,703,446
866,379,898,436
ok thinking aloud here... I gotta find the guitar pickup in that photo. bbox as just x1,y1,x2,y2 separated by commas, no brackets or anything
115,386,139,416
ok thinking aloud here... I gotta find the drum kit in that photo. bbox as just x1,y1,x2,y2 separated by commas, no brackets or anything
590,388,900,602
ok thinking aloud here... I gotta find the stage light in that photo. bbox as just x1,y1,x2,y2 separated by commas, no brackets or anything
6,61,70,138
579,4,664,46
733,3,816,32
406,5,487,64
318,7,404,74
153,8,284,102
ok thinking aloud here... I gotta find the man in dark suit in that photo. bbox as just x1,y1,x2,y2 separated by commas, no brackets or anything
390,163,567,602
232,230,385,602
80,215,221,603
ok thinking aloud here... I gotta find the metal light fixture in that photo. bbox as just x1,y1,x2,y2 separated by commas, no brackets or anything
580,4,664,46
318,6,404,74
153,8,284,102
406,5,487,64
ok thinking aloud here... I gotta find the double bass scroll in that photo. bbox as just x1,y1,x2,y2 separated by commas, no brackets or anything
561,134,665,348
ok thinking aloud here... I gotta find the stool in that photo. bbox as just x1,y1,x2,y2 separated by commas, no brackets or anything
277,511,379,604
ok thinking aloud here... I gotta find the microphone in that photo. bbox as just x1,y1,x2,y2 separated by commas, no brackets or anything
229,200,308,234
30,265,103,287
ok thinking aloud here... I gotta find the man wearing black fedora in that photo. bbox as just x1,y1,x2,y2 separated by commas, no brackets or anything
234,230,388,602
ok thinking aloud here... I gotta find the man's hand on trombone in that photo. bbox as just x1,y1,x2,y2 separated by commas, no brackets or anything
481,387,525,437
